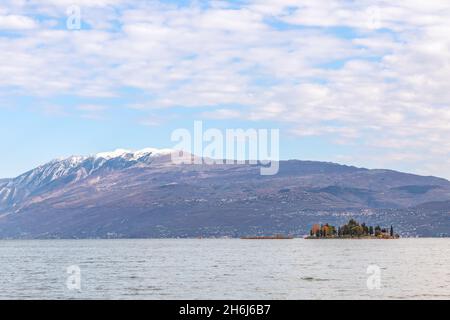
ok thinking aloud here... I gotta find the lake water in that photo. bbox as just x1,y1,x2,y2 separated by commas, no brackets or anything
0,239,449,300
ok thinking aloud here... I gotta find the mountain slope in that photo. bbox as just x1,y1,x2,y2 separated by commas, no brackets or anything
0,149,449,238
0,148,174,211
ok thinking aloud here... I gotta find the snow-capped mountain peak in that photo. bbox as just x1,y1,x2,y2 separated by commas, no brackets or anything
133,147,174,158
95,148,175,160
0,147,176,211
96,149,132,160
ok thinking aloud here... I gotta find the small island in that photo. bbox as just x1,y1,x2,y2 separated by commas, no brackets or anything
306,219,400,239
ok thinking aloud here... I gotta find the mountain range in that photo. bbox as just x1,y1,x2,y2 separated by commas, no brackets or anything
0,148,449,238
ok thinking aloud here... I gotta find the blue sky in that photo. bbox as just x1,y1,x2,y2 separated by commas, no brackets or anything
1,1,450,179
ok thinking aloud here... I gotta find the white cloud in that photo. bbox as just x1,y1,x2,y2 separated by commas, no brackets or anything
1,1,450,177
201,108,242,120
0,14,37,29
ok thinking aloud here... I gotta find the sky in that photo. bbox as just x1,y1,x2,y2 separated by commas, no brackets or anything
1,0,450,179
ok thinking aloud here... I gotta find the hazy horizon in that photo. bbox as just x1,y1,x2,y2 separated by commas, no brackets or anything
1,146,449,182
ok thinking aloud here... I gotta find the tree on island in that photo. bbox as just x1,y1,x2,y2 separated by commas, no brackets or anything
375,225,381,236
308,219,398,238
361,223,369,235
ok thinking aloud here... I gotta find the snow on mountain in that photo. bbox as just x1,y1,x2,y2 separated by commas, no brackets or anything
96,149,131,160
132,147,175,159
0,148,175,211
95,148,175,161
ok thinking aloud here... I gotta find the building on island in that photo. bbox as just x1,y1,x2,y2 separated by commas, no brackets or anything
311,224,321,236
307,219,399,239
309,223,337,237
